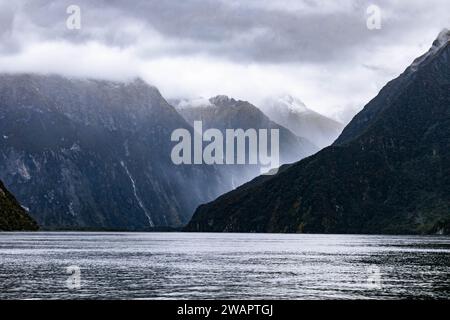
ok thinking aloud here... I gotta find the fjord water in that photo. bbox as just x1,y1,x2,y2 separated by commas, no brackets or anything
0,232,448,299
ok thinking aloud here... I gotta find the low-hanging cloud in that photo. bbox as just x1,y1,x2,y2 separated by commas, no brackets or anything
0,0,448,121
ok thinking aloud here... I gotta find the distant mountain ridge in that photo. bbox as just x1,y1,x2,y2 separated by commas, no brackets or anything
186,30,450,235
259,95,344,148
174,95,318,187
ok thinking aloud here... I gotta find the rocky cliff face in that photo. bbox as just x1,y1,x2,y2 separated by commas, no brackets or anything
0,180,38,231
185,30,450,235
0,74,231,230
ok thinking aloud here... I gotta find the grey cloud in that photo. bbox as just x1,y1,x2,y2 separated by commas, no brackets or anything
0,0,448,120
3,0,448,64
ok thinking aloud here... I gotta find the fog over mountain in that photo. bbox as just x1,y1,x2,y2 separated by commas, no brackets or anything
258,95,344,148
186,30,450,235
174,95,318,187
0,1,449,119
0,1,449,232
0,73,235,230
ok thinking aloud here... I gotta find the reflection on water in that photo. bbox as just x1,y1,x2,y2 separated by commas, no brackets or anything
0,232,449,299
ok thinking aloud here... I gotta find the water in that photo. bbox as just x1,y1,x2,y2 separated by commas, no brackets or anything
0,232,449,299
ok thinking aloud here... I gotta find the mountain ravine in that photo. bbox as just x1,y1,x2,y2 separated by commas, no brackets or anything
0,74,232,230
185,29,450,235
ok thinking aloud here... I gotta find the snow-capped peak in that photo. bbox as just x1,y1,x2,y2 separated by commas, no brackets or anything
410,28,450,71
174,95,237,109
262,94,309,114
175,97,213,109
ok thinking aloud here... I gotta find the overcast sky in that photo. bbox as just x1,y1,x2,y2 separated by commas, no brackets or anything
0,0,448,122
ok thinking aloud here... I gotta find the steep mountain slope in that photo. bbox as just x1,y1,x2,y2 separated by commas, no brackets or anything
0,74,231,230
259,95,344,148
335,29,450,145
175,95,318,187
0,180,38,231
185,30,450,235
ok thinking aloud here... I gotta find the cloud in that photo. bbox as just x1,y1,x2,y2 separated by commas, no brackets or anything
0,0,448,120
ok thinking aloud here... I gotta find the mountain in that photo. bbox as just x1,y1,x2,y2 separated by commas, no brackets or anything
185,29,450,235
174,95,318,187
259,95,344,148
336,29,450,146
0,179,38,231
0,74,231,230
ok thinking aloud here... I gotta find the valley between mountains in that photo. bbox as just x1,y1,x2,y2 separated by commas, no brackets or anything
1,30,450,234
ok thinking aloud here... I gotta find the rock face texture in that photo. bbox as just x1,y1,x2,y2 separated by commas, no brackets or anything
0,74,231,230
0,179,38,231
185,30,450,235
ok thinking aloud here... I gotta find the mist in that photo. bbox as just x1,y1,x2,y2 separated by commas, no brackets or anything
0,0,449,121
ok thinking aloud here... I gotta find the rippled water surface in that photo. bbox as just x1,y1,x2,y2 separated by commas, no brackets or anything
0,232,449,299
